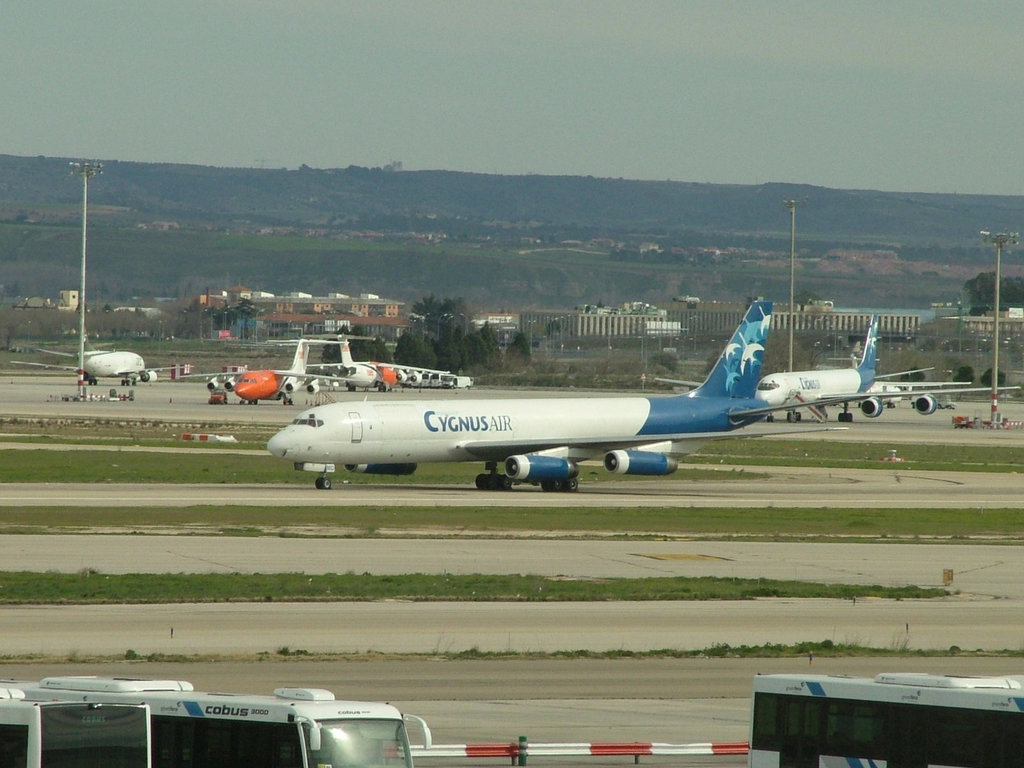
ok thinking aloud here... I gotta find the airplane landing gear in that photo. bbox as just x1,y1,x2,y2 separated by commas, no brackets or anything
314,475,332,490
475,472,512,490
540,478,579,492
473,462,580,491
475,462,513,490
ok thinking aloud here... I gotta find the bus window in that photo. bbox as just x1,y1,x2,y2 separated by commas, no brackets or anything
39,705,149,768
824,700,885,758
153,717,302,768
0,724,28,767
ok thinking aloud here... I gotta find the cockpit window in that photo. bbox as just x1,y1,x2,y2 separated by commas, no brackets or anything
756,380,780,391
292,414,324,427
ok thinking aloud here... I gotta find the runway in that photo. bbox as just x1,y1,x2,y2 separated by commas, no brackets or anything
0,463,1021,507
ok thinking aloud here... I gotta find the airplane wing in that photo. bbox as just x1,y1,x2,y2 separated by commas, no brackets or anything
874,367,934,380
875,380,973,389
653,376,705,389
458,425,846,462
306,363,358,376
11,347,103,370
10,360,80,373
109,363,192,377
730,385,1019,419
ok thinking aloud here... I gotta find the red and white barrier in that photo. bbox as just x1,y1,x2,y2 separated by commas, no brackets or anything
180,433,237,443
412,740,748,761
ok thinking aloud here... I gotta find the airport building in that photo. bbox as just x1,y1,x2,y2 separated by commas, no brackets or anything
519,301,922,344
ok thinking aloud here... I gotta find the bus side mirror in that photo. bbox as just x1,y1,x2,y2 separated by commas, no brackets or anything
403,713,431,749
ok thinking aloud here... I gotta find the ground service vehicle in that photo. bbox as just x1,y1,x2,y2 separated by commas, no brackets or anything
750,671,1024,768
13,677,429,768
0,686,150,768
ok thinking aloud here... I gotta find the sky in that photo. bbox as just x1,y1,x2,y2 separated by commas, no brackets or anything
5,1,1024,196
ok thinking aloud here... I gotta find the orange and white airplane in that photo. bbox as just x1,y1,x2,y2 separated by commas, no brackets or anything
206,339,335,405
314,339,465,391
336,339,404,391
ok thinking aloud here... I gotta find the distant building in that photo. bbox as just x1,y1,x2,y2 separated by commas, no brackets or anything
520,301,921,343
58,290,79,312
249,292,403,319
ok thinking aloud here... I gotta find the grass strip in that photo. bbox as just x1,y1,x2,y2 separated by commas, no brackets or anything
2,437,1024,484
1,504,1023,540
0,571,944,604
0,639,1005,665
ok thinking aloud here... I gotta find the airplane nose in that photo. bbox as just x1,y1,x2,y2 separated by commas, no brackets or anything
267,431,290,458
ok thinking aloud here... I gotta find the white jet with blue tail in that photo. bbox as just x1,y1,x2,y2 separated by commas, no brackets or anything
268,301,781,491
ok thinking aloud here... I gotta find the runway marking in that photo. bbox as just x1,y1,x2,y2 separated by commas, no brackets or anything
636,554,731,562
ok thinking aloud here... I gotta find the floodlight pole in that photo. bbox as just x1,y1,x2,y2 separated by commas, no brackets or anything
70,161,102,399
981,230,1018,424
783,200,804,371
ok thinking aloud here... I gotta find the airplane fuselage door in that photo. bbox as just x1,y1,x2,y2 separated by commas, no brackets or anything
349,411,363,443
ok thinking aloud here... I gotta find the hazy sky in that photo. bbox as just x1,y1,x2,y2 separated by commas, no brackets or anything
5,1,1024,195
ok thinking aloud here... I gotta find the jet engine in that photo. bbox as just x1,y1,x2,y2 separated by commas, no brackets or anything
505,455,579,481
911,394,939,415
859,397,885,418
405,371,420,384
344,463,418,475
206,378,221,391
305,380,321,395
223,379,235,391
138,370,158,383
604,450,678,476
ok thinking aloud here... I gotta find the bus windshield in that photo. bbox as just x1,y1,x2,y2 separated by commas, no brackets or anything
309,718,412,768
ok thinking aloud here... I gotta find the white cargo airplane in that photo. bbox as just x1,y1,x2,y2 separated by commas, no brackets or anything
13,349,187,386
268,301,789,491
755,315,1010,422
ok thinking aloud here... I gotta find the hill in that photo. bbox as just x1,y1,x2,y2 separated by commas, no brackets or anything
1,154,1022,308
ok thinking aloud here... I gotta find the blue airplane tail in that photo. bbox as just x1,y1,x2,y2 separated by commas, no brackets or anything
693,300,772,400
856,315,879,391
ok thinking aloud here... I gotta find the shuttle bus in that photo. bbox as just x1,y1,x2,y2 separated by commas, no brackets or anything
750,671,1024,768
0,686,150,768
12,676,428,768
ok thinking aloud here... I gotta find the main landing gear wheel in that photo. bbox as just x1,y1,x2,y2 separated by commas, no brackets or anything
475,472,512,490
540,478,579,492
314,476,332,490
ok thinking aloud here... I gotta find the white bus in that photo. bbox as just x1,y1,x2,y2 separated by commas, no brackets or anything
750,671,1024,768
11,677,429,768
0,686,150,768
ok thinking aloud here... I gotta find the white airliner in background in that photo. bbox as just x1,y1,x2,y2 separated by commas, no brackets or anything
268,301,796,491
311,339,470,391
755,315,1010,422
13,349,188,386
